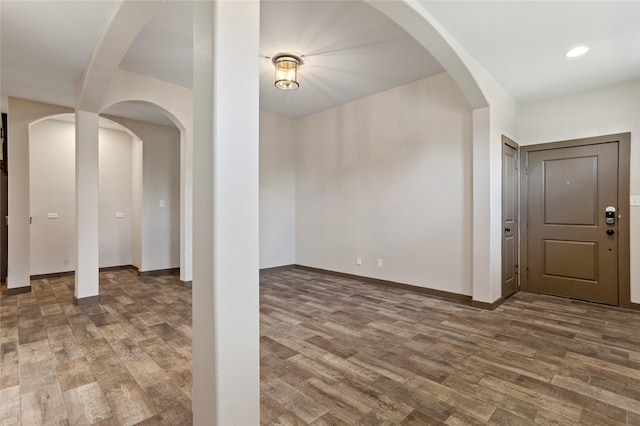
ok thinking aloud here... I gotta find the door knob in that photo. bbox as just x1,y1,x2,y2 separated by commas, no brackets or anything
505,227,511,232
606,229,615,236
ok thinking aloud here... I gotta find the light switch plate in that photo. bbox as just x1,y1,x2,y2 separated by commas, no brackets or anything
356,256,362,266
115,212,125,218
630,195,640,206
47,213,58,219
159,200,165,208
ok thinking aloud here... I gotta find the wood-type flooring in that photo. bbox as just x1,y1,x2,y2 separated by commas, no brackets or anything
1,267,639,425
0,270,192,426
261,268,640,425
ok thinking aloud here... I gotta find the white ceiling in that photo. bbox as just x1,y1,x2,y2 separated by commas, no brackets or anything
420,1,640,103
0,0,117,110
2,0,639,126
118,0,193,89
118,0,445,119
257,1,444,117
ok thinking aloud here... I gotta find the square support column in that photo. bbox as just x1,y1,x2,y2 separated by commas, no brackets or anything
6,102,31,295
472,107,494,305
75,110,100,305
192,1,260,424
180,129,193,285
472,106,504,308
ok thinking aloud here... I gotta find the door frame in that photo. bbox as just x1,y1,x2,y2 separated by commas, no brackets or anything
502,135,519,298
519,133,632,308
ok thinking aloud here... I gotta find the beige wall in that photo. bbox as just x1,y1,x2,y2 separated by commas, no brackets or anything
8,98,74,288
98,126,134,268
27,114,181,276
106,116,181,273
295,73,474,295
29,118,135,274
259,111,296,268
29,119,77,274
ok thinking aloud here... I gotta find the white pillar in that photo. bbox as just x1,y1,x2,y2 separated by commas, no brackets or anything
75,110,100,304
6,107,31,294
192,1,260,424
179,129,193,285
472,107,493,305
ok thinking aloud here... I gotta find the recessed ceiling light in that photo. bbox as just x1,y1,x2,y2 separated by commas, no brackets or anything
565,46,589,58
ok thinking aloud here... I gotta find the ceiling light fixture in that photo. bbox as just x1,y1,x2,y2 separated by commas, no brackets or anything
565,46,589,58
272,53,303,91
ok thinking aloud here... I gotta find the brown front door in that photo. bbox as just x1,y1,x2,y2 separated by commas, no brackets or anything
527,142,619,305
502,137,518,298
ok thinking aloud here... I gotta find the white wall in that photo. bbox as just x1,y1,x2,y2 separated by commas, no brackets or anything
98,127,133,268
143,129,180,271
29,119,76,274
29,118,134,274
296,73,473,295
29,115,182,275
105,116,180,272
7,98,73,289
259,111,296,268
518,79,640,303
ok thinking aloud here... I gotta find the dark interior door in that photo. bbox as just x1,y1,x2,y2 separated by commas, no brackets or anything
527,142,619,305
502,140,518,298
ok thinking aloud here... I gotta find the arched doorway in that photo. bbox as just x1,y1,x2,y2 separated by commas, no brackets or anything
27,114,159,277
101,102,183,279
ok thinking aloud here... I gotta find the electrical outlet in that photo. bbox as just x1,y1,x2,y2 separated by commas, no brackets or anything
115,212,125,218
47,213,58,219
377,259,383,268
356,256,362,266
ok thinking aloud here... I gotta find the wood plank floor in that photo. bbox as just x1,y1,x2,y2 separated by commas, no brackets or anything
0,270,192,426
260,268,640,426
1,267,640,425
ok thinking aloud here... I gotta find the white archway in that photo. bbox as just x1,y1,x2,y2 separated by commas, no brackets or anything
365,0,488,109
27,113,147,277
368,0,519,305
6,98,74,293
101,72,193,284
101,102,186,282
